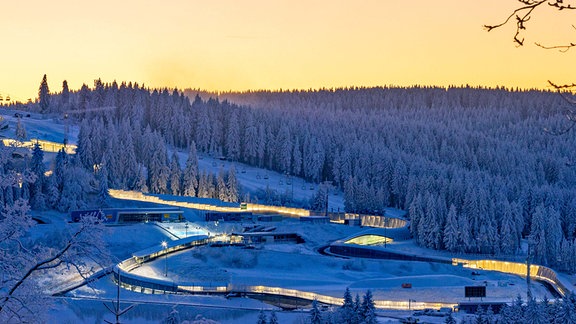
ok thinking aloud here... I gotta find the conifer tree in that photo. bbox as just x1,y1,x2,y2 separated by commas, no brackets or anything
54,148,68,193
217,169,227,202
443,204,459,252
169,151,182,196
45,175,59,209
309,299,322,324
135,164,149,193
29,142,46,210
360,290,376,324
555,295,576,324
15,117,26,144
525,297,547,324
225,110,240,160
227,166,239,203
96,165,110,208
61,80,70,109
243,113,258,164
310,185,328,213
339,287,355,324
353,293,362,324
38,74,50,112
268,310,278,324
183,143,199,197
256,309,267,324
445,313,457,324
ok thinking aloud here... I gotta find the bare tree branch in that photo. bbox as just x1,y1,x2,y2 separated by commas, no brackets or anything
536,42,576,51
0,210,108,321
536,25,576,51
485,1,576,47
542,80,576,135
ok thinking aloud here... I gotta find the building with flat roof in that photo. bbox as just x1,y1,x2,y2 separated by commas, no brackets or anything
70,207,184,224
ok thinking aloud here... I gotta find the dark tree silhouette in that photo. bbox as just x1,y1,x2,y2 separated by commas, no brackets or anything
486,1,576,133
38,74,50,112
485,0,576,49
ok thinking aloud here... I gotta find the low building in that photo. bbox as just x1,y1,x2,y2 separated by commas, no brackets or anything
300,216,330,224
257,215,283,222
70,207,184,224
205,211,251,222
231,232,304,244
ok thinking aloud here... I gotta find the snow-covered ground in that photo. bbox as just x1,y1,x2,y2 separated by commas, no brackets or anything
0,108,79,144
1,111,566,323
41,210,549,323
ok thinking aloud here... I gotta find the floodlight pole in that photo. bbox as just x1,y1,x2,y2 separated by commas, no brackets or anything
161,241,168,277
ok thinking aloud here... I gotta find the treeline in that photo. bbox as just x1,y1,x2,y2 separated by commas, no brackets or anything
27,78,576,270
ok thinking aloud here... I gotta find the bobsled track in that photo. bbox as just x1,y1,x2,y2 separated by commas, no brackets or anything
112,235,570,311
104,189,570,310
113,235,456,311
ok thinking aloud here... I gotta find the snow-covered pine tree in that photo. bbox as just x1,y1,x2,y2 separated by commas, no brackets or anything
96,164,110,208
226,166,239,203
169,151,182,196
525,297,548,324
217,169,227,202
45,175,60,209
499,200,519,255
29,142,46,210
196,108,211,153
338,287,355,324
360,290,376,324
445,312,457,324
276,125,292,173
554,295,576,323
529,205,549,265
162,305,181,324
243,112,258,165
444,204,459,252
196,171,207,198
269,310,278,324
54,148,68,192
256,309,267,324
183,143,199,197
309,299,322,324
353,293,362,324
117,120,139,189
225,109,240,160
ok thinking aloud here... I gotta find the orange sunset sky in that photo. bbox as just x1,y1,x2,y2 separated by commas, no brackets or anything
1,0,576,102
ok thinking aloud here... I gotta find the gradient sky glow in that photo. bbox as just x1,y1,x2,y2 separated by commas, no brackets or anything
2,0,576,102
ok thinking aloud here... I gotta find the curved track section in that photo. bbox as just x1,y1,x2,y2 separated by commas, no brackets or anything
108,190,570,306
328,242,570,298
114,235,456,311
108,189,410,229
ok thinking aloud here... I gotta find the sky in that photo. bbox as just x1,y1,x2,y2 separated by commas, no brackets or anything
2,0,576,102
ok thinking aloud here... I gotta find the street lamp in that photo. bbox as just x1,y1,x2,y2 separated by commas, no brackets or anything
409,299,416,310
161,241,168,277
185,222,189,238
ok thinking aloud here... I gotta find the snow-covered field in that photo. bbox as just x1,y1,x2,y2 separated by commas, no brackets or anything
45,214,549,323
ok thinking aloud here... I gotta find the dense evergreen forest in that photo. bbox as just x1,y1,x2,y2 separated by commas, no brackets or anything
12,79,576,271
215,86,576,269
